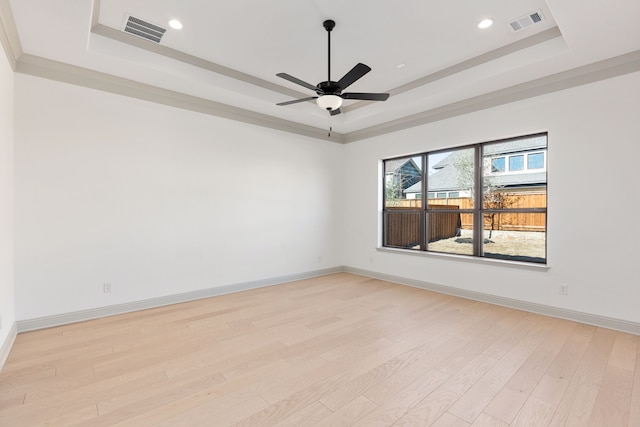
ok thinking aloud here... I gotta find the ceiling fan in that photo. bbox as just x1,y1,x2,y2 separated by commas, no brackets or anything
276,19,389,116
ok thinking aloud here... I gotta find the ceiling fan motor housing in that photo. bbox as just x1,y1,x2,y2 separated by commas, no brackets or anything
317,81,341,96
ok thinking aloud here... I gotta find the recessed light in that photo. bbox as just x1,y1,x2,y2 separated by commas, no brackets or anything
168,19,183,30
396,63,406,69
477,18,493,29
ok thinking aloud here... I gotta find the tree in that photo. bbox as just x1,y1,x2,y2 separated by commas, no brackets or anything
452,150,520,238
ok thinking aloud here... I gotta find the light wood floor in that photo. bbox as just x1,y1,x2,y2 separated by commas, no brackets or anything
1,273,639,426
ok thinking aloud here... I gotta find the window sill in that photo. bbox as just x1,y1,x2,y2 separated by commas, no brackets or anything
376,247,550,271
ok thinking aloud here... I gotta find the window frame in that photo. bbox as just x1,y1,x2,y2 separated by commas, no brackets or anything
382,133,547,265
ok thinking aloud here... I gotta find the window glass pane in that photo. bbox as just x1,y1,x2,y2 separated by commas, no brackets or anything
491,157,505,172
483,189,547,210
483,213,546,263
528,153,544,169
509,155,524,171
427,213,473,255
384,157,422,208
428,148,474,208
483,136,547,209
384,211,421,250
448,191,459,198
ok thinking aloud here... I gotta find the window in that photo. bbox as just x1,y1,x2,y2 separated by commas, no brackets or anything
383,133,547,264
509,155,524,171
528,152,544,169
491,157,505,172
490,152,545,175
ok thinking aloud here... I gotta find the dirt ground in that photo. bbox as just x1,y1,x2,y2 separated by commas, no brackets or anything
427,229,546,263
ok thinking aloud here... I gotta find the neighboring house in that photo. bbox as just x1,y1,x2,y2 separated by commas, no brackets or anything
482,136,547,194
385,158,422,199
404,136,547,199
403,150,471,200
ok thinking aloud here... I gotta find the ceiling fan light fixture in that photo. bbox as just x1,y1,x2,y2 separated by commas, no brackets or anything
316,94,343,111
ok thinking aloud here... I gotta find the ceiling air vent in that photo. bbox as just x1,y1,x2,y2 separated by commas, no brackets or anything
509,10,545,32
123,15,166,43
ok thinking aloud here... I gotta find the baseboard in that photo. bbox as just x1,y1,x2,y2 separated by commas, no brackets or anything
16,266,344,332
0,322,18,371
344,266,640,336
14,265,640,336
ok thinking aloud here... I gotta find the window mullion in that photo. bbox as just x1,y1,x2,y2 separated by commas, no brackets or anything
473,145,483,257
421,153,428,251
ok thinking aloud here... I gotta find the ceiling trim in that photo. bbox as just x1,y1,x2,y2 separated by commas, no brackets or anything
90,24,310,102
0,0,22,70
90,3,564,117
14,49,640,145
15,54,346,143
5,1,640,144
344,49,640,142
342,27,563,114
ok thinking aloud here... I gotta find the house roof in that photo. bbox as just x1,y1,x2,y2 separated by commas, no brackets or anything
406,141,547,193
385,158,421,175
484,135,547,156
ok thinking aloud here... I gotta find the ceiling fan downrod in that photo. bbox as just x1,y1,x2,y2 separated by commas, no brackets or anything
323,20,335,83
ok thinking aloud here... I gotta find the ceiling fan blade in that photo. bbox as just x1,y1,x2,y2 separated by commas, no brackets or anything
342,92,390,101
336,63,371,91
276,96,318,106
330,108,341,116
276,73,318,92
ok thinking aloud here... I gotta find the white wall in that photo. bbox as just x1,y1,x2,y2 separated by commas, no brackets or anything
14,75,344,320
343,71,640,324
0,41,15,352
11,69,640,328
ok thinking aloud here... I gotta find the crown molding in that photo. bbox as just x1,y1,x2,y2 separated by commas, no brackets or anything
90,4,564,118
16,54,346,143
7,0,640,143
14,49,640,144
91,23,311,103
344,49,640,143
341,26,563,114
0,0,22,70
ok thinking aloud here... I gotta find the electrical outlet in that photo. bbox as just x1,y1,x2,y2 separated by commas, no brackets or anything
559,284,568,296
103,283,112,293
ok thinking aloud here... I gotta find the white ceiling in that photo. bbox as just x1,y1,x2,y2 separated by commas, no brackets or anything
5,0,640,141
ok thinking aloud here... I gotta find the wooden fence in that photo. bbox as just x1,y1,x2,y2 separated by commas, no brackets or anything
384,205,461,248
385,193,546,247
441,194,545,231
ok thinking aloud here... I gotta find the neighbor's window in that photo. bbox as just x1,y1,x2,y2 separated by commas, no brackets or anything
382,133,547,264
492,157,506,172
509,155,524,171
528,152,545,169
